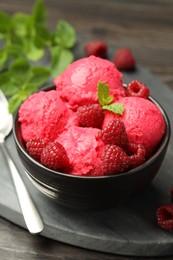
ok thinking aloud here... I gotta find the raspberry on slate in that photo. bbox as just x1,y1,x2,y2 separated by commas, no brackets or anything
41,141,70,171
84,40,107,58
103,144,130,175
113,48,135,70
127,142,146,169
26,137,50,162
156,204,173,230
99,119,129,149
77,104,104,128
125,80,150,99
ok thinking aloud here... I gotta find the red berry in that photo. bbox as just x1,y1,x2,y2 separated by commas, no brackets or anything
84,40,107,58
127,143,146,169
157,204,173,230
41,141,70,171
125,80,150,99
103,144,130,175
26,137,49,161
99,119,129,149
77,104,104,128
113,48,135,70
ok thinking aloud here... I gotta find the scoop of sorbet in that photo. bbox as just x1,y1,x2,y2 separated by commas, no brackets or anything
54,55,125,110
102,96,166,156
56,126,105,176
18,90,78,143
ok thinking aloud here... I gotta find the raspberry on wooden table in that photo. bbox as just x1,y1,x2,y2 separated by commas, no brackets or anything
125,80,150,99
77,104,104,128
84,40,107,58
113,48,135,70
156,204,173,230
41,141,70,171
26,137,50,162
103,144,130,175
99,119,129,149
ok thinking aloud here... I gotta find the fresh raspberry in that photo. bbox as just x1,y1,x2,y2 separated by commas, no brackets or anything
84,40,107,58
77,104,104,128
125,80,150,99
103,144,130,175
113,48,135,70
127,143,146,169
156,204,173,230
26,137,50,161
41,141,70,171
99,119,129,149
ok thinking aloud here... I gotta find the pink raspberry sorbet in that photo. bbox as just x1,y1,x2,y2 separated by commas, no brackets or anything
18,90,78,143
102,96,166,156
54,55,125,110
56,126,105,176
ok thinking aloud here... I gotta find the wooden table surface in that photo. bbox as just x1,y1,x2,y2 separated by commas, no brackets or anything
0,0,173,259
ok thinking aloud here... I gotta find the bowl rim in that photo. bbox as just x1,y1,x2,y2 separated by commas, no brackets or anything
13,85,171,181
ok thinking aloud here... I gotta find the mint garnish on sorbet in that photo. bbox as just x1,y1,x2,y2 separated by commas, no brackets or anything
97,82,124,115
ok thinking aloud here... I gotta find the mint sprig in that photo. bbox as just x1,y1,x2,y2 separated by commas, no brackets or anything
97,82,114,106
0,58,50,114
0,0,76,113
102,103,124,114
97,82,124,115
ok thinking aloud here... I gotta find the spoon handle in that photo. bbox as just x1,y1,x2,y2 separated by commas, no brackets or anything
0,141,44,234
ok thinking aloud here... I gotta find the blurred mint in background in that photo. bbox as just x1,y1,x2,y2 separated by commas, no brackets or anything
0,0,76,113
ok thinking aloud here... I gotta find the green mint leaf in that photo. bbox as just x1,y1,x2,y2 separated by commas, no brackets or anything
34,24,50,48
53,20,76,48
0,49,8,70
0,11,11,35
24,39,45,61
9,58,32,86
0,71,19,96
6,44,23,59
51,46,74,77
30,66,50,86
32,0,47,25
97,82,114,106
22,82,39,95
105,95,114,104
103,103,124,115
8,32,24,48
30,0,50,48
12,12,30,37
8,93,24,114
8,84,38,114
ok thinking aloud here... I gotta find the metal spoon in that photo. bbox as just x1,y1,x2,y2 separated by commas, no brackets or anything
0,90,44,234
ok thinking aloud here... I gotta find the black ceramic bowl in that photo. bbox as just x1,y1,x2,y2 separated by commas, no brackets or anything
13,86,171,209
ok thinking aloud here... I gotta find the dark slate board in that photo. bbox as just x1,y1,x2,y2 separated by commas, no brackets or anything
1,65,173,257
